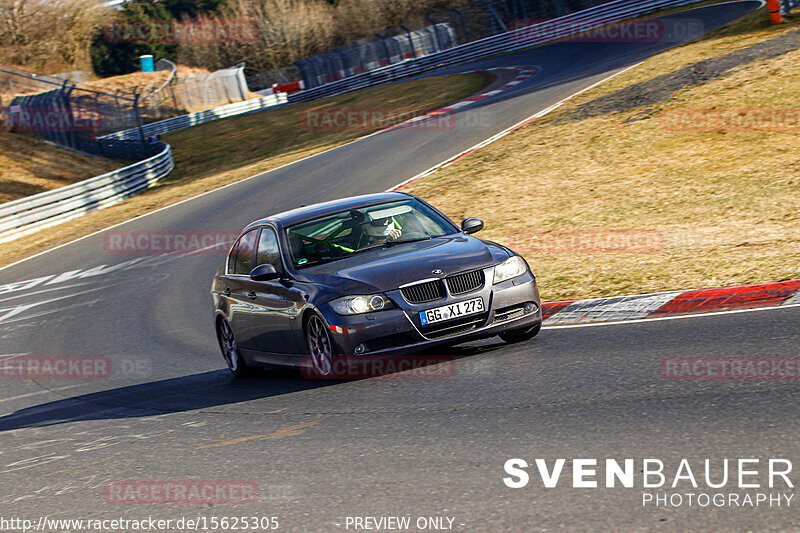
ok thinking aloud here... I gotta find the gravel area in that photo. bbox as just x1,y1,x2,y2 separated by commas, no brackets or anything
560,27,800,121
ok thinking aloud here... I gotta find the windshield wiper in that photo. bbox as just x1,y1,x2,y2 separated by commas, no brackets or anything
384,236,433,246
351,243,387,255
345,237,434,256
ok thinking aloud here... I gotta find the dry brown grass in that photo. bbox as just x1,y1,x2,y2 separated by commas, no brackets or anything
81,65,211,94
554,6,800,107
0,72,490,267
404,18,800,301
0,131,119,204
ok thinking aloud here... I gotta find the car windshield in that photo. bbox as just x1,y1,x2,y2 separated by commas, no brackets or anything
286,198,458,268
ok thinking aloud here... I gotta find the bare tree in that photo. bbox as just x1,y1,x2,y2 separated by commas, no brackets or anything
0,0,110,71
179,0,463,73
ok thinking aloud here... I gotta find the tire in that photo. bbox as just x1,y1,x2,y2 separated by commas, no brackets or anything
499,321,541,344
305,313,338,378
217,318,253,377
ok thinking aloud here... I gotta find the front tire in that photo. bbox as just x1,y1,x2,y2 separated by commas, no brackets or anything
499,322,541,344
305,313,338,378
217,318,252,377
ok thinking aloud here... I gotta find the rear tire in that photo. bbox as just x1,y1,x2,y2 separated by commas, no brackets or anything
499,322,541,344
217,318,253,377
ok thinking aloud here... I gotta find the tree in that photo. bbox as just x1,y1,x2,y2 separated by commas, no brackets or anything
163,0,224,19
90,0,178,77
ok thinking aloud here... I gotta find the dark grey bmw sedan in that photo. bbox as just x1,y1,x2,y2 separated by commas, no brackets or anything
212,192,541,378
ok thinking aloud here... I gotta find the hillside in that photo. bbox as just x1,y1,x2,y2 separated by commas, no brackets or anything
0,132,119,204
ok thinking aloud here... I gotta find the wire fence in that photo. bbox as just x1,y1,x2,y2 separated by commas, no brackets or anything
1,62,251,159
135,60,250,120
245,66,300,93
0,68,153,159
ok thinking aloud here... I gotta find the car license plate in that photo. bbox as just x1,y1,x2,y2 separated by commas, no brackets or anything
419,297,484,326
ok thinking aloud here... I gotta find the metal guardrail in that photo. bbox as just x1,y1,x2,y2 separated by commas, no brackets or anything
99,92,288,141
288,0,710,103
0,142,173,244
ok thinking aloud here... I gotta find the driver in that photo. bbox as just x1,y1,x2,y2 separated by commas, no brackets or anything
362,215,402,243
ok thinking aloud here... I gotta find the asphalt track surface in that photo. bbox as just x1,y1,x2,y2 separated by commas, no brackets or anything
2,2,797,531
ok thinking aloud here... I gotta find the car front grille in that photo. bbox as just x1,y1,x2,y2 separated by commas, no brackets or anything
445,269,484,296
401,279,445,304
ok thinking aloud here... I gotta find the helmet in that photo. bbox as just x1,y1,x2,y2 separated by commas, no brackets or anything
364,216,393,237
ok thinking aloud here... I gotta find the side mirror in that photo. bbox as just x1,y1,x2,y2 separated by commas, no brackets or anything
461,217,484,235
250,264,279,281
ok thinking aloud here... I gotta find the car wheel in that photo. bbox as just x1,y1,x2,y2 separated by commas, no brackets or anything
217,318,252,377
499,322,541,344
305,313,337,378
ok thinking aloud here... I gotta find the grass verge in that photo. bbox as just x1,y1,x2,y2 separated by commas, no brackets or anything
0,72,491,268
403,11,800,301
0,132,119,204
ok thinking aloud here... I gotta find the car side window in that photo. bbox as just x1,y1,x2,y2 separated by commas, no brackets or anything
233,229,258,275
227,240,239,274
256,227,282,272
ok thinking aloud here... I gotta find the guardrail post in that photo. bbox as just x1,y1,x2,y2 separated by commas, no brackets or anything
133,92,147,157
400,25,418,58
425,17,443,50
449,8,469,41
481,1,509,34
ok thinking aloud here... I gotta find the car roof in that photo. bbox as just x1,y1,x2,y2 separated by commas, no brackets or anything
244,192,414,229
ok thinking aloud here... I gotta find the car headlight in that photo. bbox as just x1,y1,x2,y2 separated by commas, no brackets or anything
493,255,527,284
330,294,394,315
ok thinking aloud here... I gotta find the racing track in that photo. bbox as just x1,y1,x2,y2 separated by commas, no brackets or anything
3,2,799,531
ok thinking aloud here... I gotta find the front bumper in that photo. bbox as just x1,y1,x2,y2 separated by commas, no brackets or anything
319,270,541,356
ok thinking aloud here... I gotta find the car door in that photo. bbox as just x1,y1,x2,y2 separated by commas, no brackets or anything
221,228,260,351
239,226,306,360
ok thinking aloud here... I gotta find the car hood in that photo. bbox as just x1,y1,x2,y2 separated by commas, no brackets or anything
298,235,508,293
